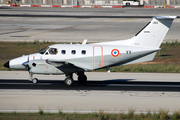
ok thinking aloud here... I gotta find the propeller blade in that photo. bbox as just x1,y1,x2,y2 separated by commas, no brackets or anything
22,55,30,71
27,55,29,62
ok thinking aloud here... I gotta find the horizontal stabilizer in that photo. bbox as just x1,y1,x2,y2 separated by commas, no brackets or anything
123,52,157,65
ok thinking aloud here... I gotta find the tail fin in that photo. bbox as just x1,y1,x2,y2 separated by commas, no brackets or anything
130,16,176,48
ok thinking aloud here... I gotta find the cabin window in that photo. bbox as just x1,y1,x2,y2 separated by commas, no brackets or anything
71,50,76,55
49,48,58,55
61,50,66,54
82,50,86,55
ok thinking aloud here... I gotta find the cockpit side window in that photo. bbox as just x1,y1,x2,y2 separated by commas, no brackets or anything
49,48,58,55
39,47,50,55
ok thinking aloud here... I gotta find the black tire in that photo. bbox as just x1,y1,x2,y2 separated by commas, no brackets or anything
126,2,130,6
32,78,38,84
64,77,74,86
78,75,87,84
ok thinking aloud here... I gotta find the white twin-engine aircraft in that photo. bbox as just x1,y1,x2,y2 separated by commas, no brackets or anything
4,16,176,86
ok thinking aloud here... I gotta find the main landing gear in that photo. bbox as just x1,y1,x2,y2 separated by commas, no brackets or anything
64,72,87,86
77,72,87,84
29,73,38,84
64,73,74,86
29,72,87,86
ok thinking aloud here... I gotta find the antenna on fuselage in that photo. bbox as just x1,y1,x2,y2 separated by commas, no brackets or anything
82,39,87,44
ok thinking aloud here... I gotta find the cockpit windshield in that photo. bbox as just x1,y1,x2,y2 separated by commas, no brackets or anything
39,47,50,54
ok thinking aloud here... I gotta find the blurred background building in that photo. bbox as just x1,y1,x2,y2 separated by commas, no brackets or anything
1,0,180,7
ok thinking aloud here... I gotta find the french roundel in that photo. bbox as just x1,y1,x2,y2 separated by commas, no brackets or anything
111,49,120,57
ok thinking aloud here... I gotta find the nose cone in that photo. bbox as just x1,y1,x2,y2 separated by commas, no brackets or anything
4,61,10,68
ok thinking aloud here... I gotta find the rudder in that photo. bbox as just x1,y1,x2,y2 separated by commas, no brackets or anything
130,16,176,48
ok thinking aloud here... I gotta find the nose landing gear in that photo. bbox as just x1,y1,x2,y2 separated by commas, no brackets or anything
32,78,38,84
29,73,38,84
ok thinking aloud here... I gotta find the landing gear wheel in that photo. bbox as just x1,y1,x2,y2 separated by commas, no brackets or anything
64,77,74,86
78,75,87,84
32,78,38,84
126,2,130,6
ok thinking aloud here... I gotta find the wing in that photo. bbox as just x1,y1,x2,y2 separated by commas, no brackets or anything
46,59,88,73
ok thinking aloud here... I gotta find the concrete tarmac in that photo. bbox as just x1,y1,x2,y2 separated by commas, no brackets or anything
0,17,179,43
0,7,179,43
0,7,180,17
1,71,180,113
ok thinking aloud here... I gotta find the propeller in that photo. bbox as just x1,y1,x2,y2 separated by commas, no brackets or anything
22,55,30,71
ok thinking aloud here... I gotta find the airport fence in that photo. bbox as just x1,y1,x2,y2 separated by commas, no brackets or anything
147,0,180,6
1,0,180,6
2,0,124,5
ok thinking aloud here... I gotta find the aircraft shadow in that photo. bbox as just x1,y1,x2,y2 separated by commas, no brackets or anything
159,54,172,57
0,79,180,92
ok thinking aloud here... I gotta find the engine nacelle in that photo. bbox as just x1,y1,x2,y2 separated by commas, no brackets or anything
29,60,63,75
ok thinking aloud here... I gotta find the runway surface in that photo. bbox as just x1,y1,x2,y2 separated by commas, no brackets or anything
0,7,180,17
0,7,180,42
1,71,180,113
0,8,180,113
0,17,179,43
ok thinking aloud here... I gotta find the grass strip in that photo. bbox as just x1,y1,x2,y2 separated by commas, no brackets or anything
96,64,180,73
0,109,180,120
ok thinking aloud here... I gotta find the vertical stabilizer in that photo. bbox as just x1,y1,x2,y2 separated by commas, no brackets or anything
130,16,176,48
